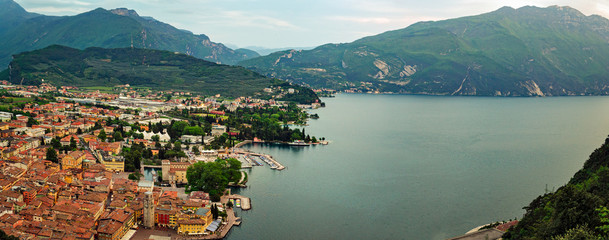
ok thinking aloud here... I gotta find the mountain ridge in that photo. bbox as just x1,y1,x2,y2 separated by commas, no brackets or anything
0,0,259,67
0,44,320,103
1,45,269,97
240,5,609,96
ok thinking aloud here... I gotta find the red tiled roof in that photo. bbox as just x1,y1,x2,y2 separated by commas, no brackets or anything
496,220,518,232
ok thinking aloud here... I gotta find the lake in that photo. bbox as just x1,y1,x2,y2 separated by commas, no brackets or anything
226,94,609,240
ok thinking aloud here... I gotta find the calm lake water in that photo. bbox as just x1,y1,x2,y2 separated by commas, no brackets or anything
227,94,609,240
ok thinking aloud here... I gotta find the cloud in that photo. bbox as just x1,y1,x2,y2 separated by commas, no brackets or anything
27,6,89,14
185,10,301,30
19,0,91,7
330,16,392,24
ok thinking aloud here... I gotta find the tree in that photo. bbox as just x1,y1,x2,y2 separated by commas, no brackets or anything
551,225,602,240
222,158,242,182
211,204,219,219
51,138,61,149
128,172,142,181
69,137,77,150
193,146,200,156
98,129,106,142
226,200,233,209
173,141,182,152
113,131,123,142
46,147,58,163
151,135,160,142
169,121,188,139
186,161,230,200
26,117,38,127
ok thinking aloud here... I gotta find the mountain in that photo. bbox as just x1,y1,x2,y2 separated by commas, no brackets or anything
0,0,39,35
0,1,259,67
0,45,294,98
240,6,609,96
242,46,316,56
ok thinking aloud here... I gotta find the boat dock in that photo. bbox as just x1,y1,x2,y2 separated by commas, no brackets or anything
236,155,253,168
249,152,285,170
231,151,285,171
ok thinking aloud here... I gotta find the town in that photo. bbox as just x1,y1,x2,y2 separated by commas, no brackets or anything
0,81,323,239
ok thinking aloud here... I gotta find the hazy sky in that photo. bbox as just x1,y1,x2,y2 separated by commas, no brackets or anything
13,0,609,49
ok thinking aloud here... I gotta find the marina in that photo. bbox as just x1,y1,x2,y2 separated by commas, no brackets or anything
230,148,286,171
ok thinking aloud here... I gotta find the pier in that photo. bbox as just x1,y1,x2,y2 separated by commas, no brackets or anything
226,194,251,210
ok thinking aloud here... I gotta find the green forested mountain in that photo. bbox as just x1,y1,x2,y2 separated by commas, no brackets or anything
0,0,39,36
0,45,276,98
240,6,609,96
0,1,259,67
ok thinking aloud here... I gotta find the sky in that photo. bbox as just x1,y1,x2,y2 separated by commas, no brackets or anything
13,0,609,49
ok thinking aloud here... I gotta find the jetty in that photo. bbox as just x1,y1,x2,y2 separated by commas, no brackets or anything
233,140,252,148
226,194,251,210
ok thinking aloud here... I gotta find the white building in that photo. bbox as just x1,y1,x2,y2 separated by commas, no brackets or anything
180,135,201,144
25,128,45,138
211,125,226,136
136,130,171,142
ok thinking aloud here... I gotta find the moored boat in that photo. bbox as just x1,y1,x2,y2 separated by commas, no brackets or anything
288,140,310,146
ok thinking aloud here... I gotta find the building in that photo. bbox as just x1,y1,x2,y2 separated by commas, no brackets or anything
143,192,155,229
25,128,45,138
180,135,201,144
161,161,191,184
203,136,215,145
61,151,85,170
0,112,12,122
210,125,226,136
155,205,177,228
176,208,214,236
138,181,154,193
97,220,124,240
97,209,134,240
98,152,124,172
